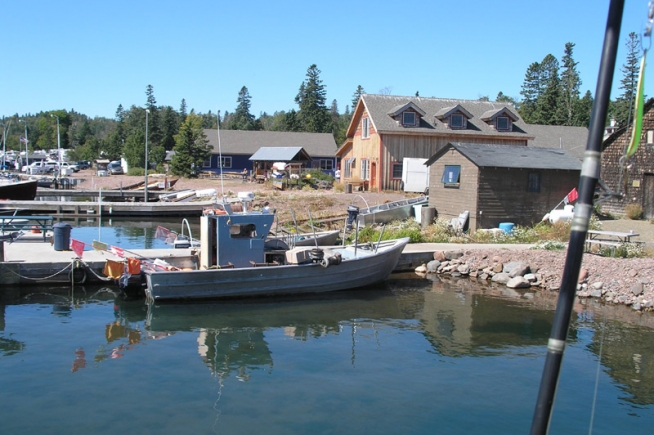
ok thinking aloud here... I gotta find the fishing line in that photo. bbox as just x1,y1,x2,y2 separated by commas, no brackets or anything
587,310,607,435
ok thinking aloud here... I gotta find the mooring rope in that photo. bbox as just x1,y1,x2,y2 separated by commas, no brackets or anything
0,260,73,281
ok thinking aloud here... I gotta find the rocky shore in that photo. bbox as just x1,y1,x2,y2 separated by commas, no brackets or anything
416,247,654,313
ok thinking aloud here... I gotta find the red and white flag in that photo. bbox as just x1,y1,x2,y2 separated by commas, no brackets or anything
109,245,125,258
564,187,578,204
70,239,85,258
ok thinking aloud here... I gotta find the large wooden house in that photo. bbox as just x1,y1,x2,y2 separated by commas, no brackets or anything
425,143,581,231
202,130,337,175
337,95,534,191
600,98,654,219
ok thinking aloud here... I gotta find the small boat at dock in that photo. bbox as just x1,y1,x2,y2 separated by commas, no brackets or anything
137,193,408,301
355,196,428,226
0,176,38,201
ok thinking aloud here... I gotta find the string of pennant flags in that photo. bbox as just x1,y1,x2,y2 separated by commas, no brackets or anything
68,234,180,280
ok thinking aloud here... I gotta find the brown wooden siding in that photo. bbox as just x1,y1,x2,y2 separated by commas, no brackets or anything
476,168,579,229
343,108,381,185
428,149,580,231
427,149,479,228
381,134,528,191
600,103,654,218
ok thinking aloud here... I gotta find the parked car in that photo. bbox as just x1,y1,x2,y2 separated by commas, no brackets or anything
71,160,91,170
22,161,49,175
108,161,124,175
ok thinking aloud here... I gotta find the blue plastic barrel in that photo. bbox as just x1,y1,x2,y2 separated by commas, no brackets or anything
499,222,515,234
53,223,72,251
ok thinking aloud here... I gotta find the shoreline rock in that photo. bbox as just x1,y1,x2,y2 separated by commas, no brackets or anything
416,248,654,313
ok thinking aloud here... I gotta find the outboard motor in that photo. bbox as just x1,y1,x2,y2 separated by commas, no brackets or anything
346,205,359,231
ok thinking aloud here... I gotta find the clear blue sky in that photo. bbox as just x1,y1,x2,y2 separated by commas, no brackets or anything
2,0,651,120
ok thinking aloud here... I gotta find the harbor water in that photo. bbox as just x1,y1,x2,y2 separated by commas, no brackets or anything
1,272,653,434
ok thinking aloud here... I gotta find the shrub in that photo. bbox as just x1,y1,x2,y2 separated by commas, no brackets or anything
128,168,145,176
598,242,645,258
625,203,643,220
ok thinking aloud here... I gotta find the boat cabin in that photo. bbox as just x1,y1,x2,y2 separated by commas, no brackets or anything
199,193,285,268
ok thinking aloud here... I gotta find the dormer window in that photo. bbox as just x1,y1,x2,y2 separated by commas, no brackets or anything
480,107,518,132
496,116,510,131
450,114,465,129
388,102,426,127
435,105,473,130
403,112,416,126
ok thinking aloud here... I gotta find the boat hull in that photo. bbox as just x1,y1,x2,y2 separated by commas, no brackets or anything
357,196,428,226
0,179,38,201
144,238,409,301
272,229,341,247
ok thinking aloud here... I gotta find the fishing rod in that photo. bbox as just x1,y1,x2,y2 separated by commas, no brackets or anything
530,1,625,434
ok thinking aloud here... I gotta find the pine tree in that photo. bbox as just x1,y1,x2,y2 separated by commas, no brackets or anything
534,54,562,125
558,42,582,126
228,86,257,130
144,84,163,149
351,85,365,109
170,112,212,178
179,99,187,119
495,92,517,106
613,32,641,127
573,90,594,127
295,64,332,133
519,62,542,123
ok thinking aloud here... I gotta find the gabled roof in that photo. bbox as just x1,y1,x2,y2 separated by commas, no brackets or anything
525,124,589,160
249,147,311,162
387,101,427,117
349,94,532,139
435,104,474,120
203,129,337,158
480,107,519,122
425,142,582,171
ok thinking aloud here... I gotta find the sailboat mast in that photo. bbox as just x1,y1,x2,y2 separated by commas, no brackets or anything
530,1,624,434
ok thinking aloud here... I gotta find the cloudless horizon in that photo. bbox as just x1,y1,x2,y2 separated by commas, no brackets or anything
2,0,652,120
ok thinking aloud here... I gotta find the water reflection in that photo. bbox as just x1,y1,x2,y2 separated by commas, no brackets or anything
1,275,653,430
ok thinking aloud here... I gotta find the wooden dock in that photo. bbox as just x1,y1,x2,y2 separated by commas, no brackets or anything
0,234,534,288
0,198,215,217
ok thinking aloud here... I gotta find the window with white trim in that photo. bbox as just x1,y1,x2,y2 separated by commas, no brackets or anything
362,118,370,139
344,158,355,178
219,157,232,168
320,159,333,170
361,159,370,180
202,156,212,168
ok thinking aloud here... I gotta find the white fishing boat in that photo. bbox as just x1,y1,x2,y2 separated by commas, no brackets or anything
139,193,408,301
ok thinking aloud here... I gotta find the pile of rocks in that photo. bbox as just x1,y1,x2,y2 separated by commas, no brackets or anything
415,248,654,313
